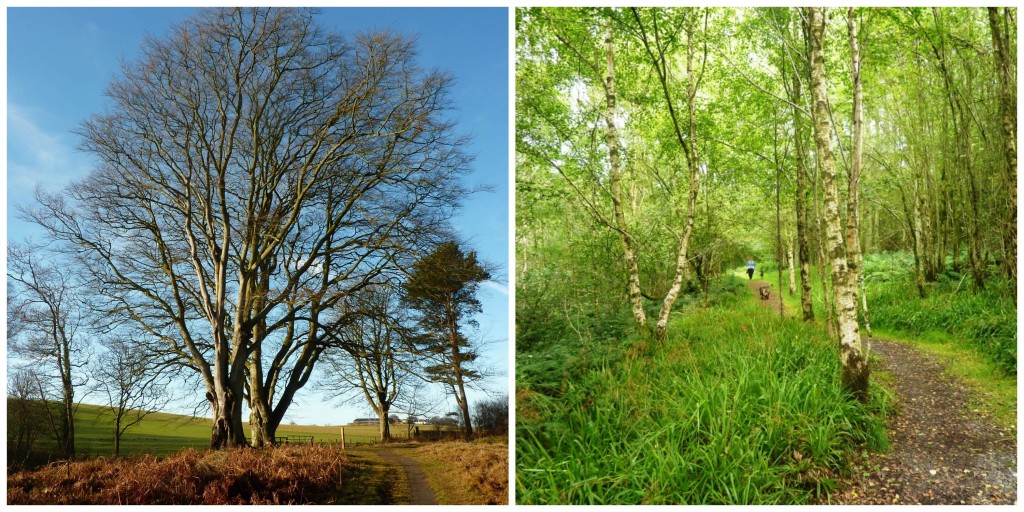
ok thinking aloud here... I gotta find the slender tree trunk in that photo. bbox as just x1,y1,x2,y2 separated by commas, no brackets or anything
788,242,797,296
846,7,865,318
61,357,75,460
114,413,122,457
930,8,983,289
807,7,869,401
776,140,784,318
654,15,702,341
788,20,815,321
910,177,928,298
603,25,648,332
988,7,1017,290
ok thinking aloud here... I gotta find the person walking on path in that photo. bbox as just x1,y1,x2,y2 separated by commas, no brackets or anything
746,259,755,280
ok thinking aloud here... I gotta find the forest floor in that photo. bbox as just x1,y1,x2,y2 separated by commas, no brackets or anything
749,281,1017,504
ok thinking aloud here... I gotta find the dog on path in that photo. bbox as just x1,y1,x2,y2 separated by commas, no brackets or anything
759,286,770,300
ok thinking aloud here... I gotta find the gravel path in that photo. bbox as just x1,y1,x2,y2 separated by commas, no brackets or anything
746,283,1017,504
831,339,1016,504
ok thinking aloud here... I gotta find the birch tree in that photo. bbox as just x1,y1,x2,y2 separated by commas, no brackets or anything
806,7,869,401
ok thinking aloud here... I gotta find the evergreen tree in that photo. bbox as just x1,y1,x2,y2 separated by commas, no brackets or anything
403,241,490,439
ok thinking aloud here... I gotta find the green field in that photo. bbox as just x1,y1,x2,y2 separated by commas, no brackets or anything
23,403,451,459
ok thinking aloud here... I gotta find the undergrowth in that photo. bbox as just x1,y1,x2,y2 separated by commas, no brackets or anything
7,445,355,505
517,275,891,505
761,252,1016,375
866,274,1016,374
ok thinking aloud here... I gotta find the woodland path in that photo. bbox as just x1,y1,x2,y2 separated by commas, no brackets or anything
372,448,438,505
746,278,786,315
749,282,1017,504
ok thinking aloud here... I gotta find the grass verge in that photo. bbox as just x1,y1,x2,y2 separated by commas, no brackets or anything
407,438,509,504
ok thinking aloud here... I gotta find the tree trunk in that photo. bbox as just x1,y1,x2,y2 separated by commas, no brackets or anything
846,7,865,318
62,377,75,460
114,414,122,457
378,404,392,442
775,135,784,318
653,15,702,341
910,176,928,298
208,333,248,450
788,19,815,321
603,25,648,333
988,7,1017,290
249,399,273,448
456,381,473,440
788,242,797,296
808,7,868,402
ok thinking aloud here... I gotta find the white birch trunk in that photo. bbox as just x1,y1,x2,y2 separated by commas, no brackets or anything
808,7,869,401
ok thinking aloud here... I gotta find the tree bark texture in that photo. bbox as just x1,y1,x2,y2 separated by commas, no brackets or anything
603,25,648,332
807,7,869,401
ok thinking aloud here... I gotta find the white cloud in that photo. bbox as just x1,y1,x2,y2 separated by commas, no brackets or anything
7,103,90,192
481,279,509,297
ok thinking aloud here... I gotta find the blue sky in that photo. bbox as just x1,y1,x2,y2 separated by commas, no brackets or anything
7,7,509,426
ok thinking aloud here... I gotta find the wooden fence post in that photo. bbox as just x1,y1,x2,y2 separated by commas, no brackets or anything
340,427,345,450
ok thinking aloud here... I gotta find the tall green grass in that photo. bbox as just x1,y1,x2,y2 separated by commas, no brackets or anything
517,276,890,505
867,278,1016,375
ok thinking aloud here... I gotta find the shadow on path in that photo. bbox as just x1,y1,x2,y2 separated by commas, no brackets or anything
375,449,437,505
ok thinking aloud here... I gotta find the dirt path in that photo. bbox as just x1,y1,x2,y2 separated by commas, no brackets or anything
745,283,1017,504
831,339,1016,504
374,449,437,505
746,279,786,316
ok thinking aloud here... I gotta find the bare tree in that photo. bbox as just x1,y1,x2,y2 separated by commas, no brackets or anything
24,8,472,449
472,394,509,436
320,285,415,442
7,241,90,460
93,336,171,456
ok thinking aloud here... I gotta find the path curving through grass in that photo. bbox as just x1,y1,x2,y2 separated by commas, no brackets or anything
374,448,437,505
745,282,1017,504
829,338,1016,504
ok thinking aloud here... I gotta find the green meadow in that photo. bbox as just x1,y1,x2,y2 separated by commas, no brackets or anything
23,403,446,459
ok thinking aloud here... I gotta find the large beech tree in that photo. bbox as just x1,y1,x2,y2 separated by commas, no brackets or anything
26,8,470,448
